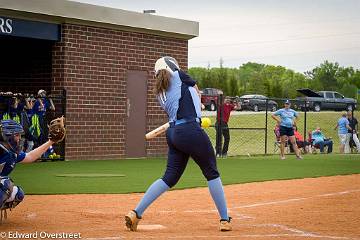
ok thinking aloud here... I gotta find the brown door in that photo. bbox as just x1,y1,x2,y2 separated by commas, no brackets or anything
125,70,147,157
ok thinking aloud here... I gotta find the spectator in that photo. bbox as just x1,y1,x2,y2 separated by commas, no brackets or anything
271,100,302,160
215,97,239,157
347,111,360,153
311,127,333,153
293,126,311,153
334,113,352,153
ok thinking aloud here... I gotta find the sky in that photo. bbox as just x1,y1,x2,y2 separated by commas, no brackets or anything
73,0,360,73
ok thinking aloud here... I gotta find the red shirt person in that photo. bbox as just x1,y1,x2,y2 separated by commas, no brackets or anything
215,98,238,157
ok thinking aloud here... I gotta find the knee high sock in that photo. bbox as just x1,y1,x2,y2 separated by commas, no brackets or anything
208,177,229,220
134,179,169,217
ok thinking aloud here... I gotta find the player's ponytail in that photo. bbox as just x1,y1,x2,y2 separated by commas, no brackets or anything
154,69,171,95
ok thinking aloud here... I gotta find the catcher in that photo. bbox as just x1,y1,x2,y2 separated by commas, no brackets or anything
0,117,65,222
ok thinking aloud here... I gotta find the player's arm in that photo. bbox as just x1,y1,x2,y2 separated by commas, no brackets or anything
293,112,299,127
178,70,196,87
21,117,65,163
48,98,56,111
194,84,201,98
271,111,281,124
21,140,54,163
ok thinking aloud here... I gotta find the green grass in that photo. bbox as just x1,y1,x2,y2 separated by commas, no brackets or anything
11,154,360,194
204,111,359,155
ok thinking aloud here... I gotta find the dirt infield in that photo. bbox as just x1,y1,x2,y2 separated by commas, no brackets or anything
2,174,359,240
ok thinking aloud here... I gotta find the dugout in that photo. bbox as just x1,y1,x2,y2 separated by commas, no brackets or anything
0,0,198,160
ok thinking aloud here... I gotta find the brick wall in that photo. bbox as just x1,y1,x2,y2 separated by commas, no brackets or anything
52,24,188,160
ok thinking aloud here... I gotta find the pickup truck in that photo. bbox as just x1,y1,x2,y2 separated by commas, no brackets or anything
200,88,223,111
296,88,357,112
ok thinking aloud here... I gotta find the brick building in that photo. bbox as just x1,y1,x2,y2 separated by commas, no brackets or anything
0,0,198,160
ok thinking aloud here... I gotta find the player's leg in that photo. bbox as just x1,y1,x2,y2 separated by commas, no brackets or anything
279,135,287,159
289,136,302,159
338,134,346,153
352,133,360,152
279,126,289,159
133,149,189,217
174,122,231,231
125,127,189,231
324,140,333,153
3,185,25,209
215,121,222,156
1,178,24,222
192,135,231,231
222,123,230,157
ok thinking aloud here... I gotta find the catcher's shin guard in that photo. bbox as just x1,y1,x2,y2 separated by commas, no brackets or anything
219,217,232,231
125,210,141,231
0,177,13,224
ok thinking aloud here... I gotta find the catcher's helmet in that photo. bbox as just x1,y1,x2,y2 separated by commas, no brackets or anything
0,120,25,154
154,56,179,75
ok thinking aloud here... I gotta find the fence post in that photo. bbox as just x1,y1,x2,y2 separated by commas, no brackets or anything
265,99,268,154
303,99,307,152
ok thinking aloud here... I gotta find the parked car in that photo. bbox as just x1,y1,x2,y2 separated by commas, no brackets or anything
200,88,223,111
237,94,278,112
296,88,357,112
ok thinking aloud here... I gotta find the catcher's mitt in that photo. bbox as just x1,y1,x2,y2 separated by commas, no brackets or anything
48,116,66,143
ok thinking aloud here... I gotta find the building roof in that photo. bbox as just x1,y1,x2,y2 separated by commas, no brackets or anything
0,0,199,39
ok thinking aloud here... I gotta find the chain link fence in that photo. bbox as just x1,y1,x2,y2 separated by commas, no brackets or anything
203,95,358,156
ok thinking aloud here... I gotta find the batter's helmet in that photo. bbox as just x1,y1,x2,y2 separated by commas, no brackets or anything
154,56,179,75
38,89,46,98
0,120,25,154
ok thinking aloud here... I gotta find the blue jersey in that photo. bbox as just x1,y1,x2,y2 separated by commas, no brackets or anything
337,117,349,134
34,98,50,117
274,108,298,128
157,70,201,122
0,144,26,176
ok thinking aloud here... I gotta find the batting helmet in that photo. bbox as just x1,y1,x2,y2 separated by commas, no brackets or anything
37,89,46,98
0,120,25,154
154,56,179,75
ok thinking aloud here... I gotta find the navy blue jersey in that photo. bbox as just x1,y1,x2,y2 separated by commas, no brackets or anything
157,70,201,122
34,98,51,117
0,144,26,176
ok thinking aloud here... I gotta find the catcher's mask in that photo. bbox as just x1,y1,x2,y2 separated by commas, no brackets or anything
154,56,179,76
0,120,25,154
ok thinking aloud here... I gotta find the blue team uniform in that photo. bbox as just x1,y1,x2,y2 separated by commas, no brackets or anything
0,146,26,176
0,121,26,217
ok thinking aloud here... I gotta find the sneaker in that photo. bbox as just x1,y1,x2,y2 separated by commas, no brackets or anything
296,155,303,160
125,210,141,231
280,155,286,160
222,153,228,158
219,217,232,231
